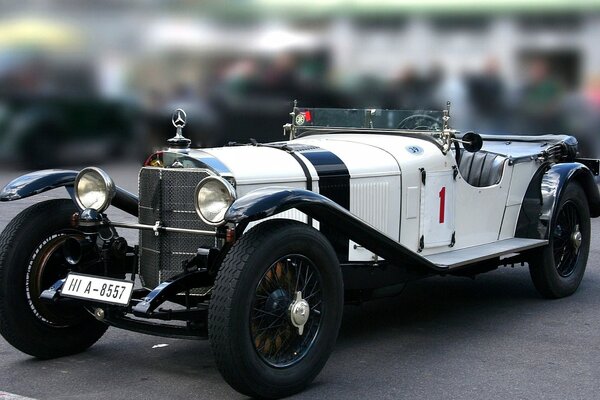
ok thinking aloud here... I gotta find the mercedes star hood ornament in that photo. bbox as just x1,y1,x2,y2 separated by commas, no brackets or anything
168,108,191,149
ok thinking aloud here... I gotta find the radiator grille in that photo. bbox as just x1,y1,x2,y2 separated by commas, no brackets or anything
138,167,215,289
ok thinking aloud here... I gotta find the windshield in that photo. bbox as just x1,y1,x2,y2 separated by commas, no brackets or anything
292,107,444,133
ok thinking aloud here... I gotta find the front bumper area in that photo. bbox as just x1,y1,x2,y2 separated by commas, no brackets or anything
39,209,223,340
41,270,214,339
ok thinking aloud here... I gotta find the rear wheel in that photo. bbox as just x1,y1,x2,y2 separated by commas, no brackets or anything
0,199,108,359
529,183,591,298
209,220,343,399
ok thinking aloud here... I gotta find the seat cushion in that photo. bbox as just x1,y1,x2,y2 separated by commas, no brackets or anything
458,150,506,187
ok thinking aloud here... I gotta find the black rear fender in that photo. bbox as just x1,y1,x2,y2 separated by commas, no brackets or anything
516,162,600,240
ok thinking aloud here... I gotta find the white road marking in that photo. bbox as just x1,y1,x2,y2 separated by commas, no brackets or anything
0,392,38,400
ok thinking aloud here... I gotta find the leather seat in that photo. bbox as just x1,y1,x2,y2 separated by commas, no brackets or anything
458,150,506,187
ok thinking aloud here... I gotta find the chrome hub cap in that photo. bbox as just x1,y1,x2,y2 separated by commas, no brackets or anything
289,291,310,335
571,225,582,252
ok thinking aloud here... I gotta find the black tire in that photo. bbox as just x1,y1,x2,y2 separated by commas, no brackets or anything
209,220,343,399
0,199,108,359
529,183,591,298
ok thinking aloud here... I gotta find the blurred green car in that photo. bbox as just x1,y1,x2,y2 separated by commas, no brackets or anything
0,93,140,168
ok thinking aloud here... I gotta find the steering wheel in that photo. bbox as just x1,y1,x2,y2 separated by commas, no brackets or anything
397,114,441,130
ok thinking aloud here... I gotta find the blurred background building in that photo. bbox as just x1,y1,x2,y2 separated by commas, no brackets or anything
0,0,599,167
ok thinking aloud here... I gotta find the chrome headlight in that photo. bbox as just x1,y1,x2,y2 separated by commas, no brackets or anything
194,176,236,226
74,167,116,212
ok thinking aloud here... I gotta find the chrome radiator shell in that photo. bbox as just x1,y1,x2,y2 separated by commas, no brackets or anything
138,167,215,289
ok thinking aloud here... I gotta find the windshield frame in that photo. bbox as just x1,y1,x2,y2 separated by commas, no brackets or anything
294,107,443,130
281,103,456,155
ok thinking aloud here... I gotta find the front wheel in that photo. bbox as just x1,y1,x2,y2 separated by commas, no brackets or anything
0,199,108,359
209,220,343,399
529,183,591,298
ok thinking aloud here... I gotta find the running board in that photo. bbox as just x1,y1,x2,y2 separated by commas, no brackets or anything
424,238,548,269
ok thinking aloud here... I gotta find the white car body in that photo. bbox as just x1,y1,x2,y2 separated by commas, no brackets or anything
199,133,547,264
2,106,600,399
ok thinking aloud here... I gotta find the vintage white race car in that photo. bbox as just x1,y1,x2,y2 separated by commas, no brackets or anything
1,105,599,399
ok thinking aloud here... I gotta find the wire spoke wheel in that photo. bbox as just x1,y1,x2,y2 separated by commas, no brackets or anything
209,220,343,398
553,201,582,278
529,183,590,299
250,255,323,368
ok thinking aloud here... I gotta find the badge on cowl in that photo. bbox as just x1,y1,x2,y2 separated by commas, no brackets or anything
168,108,191,149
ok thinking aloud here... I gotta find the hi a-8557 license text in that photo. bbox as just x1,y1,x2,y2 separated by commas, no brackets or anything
61,273,134,306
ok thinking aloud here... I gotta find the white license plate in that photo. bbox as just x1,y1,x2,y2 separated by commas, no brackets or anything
61,273,134,306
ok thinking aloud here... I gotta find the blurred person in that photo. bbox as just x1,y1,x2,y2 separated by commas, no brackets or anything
561,87,590,154
352,75,388,108
0,54,51,95
247,51,342,108
579,75,600,158
559,72,600,160
263,53,300,99
419,63,451,111
260,52,333,108
217,58,261,98
385,65,431,110
466,57,507,133
431,65,471,130
585,75,600,110
141,88,168,151
210,56,294,144
294,52,341,108
517,58,565,134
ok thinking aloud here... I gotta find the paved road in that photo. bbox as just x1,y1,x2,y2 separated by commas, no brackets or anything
1,164,600,400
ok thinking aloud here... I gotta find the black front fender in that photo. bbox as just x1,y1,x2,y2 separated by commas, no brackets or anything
516,162,600,240
225,187,444,273
0,169,139,216
0,169,77,201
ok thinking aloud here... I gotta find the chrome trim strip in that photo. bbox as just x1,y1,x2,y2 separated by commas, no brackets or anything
110,221,217,236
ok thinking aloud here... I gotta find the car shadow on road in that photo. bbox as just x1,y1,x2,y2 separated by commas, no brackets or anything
336,266,589,345
5,266,598,400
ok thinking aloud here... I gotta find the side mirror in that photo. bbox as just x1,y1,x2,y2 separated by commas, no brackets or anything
462,132,483,153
